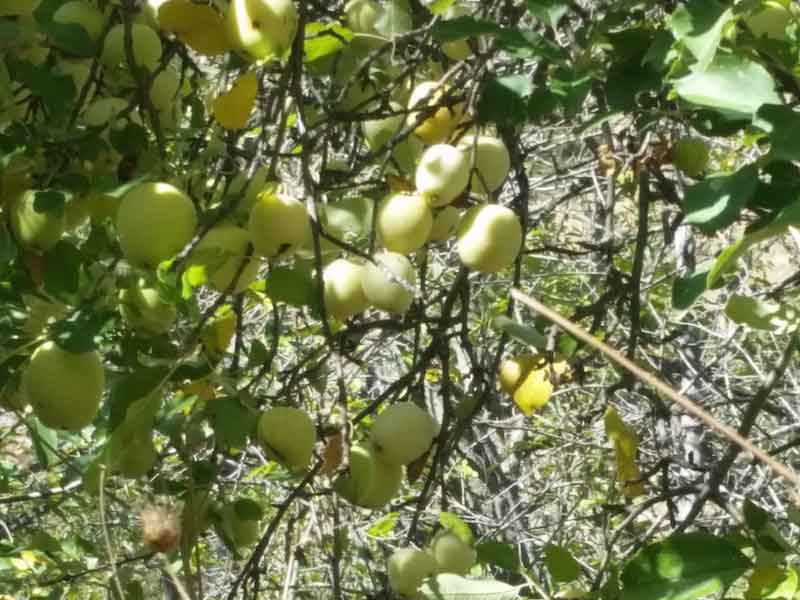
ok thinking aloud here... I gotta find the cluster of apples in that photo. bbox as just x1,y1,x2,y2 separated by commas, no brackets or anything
498,354,568,417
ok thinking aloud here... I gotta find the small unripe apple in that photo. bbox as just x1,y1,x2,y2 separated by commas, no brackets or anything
188,224,260,293
227,0,298,60
415,143,470,207
370,401,438,466
344,0,386,48
361,252,416,314
745,1,792,40
221,499,261,547
407,81,465,145
119,278,177,334
430,531,477,575
248,192,311,258
149,67,180,111
456,204,522,274
388,547,438,597
102,23,162,70
362,101,404,150
428,206,461,243
458,135,511,195
24,341,105,431
671,138,709,178
376,193,433,254
117,182,197,268
83,97,131,127
323,258,370,320
53,0,105,41
258,406,316,472
10,190,66,253
360,450,403,508
114,433,157,478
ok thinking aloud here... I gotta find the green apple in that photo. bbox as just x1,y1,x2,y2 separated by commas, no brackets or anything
119,278,177,334
221,499,261,547
376,193,433,254
407,81,465,145
116,182,198,268
187,224,260,293
228,0,298,60
428,206,461,243
53,0,105,41
745,1,792,40
323,258,370,320
415,143,470,207
248,192,311,257
456,204,522,273
429,531,476,575
102,23,163,70
257,406,316,472
344,0,386,48
114,433,157,478
140,0,169,28
361,252,416,314
83,96,130,127
458,135,511,194
335,443,403,508
10,190,66,252
24,341,105,431
149,67,180,110
362,101,404,150
671,138,709,178
388,547,438,597
370,401,438,466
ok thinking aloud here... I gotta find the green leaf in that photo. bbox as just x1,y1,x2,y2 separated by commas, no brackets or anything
367,512,399,537
5,56,76,122
620,532,751,600
526,0,569,29
324,196,373,236
743,499,770,532
724,295,798,333
668,1,733,71
51,308,110,353
544,544,581,583
39,21,95,57
109,123,149,158
491,316,547,349
208,396,257,448
431,16,501,42
753,104,800,162
265,264,317,308
439,512,474,546
43,240,83,298
233,498,262,521
746,565,798,600
426,0,455,16
108,367,168,430
672,262,713,310
674,54,780,118
477,75,534,126
419,574,519,599
304,22,353,63
476,541,519,572
683,164,758,233
29,417,58,468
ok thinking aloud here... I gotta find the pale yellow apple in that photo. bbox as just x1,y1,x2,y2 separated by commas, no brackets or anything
415,143,470,207
456,204,522,273
24,341,105,431
458,135,511,194
430,531,476,575
323,258,369,320
119,278,177,334
361,252,416,314
370,401,438,466
10,190,66,252
53,0,105,41
258,406,316,472
248,192,310,257
116,182,198,268
187,224,260,293
335,443,403,508
376,193,433,254
388,547,438,597
228,0,298,60
149,67,180,110
407,81,465,145
102,23,163,69
428,206,461,243
362,101,404,150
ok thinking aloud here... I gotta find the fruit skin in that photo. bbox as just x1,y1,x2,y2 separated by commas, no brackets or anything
361,252,416,314
257,406,316,472
52,1,105,41
228,0,298,60
745,1,791,41
187,224,260,293
428,206,461,243
430,531,477,575
102,23,163,69
10,190,66,253
498,354,541,395
671,138,709,178
247,192,310,258
24,341,105,431
370,402,438,466
334,443,403,508
376,193,433,254
458,135,511,195
119,279,177,334
415,144,470,207
323,258,370,320
149,68,181,111
221,500,261,547
407,81,465,145
362,101,404,150
116,182,198,268
388,547,438,597
456,204,522,274
499,355,568,416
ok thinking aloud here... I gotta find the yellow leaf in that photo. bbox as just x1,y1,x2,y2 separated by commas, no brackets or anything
158,0,232,56
604,406,645,498
212,71,258,130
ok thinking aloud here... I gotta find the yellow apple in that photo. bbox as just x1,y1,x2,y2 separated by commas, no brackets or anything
428,206,461,243
456,204,522,273
102,23,163,70
227,0,298,60
499,354,568,416
116,182,198,268
361,252,416,314
257,406,316,472
415,143,470,207
370,401,438,466
10,190,66,252
498,354,541,395
149,67,180,110
376,192,433,254
335,443,403,508
458,135,511,194
53,0,105,41
188,224,260,293
24,341,105,431
323,258,369,320
388,547,438,597
407,81,465,145
247,191,310,257
221,499,261,547
361,101,404,150
430,531,476,575
119,278,177,334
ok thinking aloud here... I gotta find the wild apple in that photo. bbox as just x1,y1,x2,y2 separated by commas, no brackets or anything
388,547,438,597
323,258,370,320
671,138,709,178
407,81,465,145
248,192,310,257
344,0,386,48
415,143,470,207
52,0,105,41
376,192,433,254
370,401,438,466
119,278,177,334
458,135,511,194
228,0,298,60
430,531,477,575
10,190,66,253
440,5,472,61
187,224,260,293
361,252,416,314
456,204,522,273
114,433,157,478
221,499,261,547
102,23,163,70
257,406,316,472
